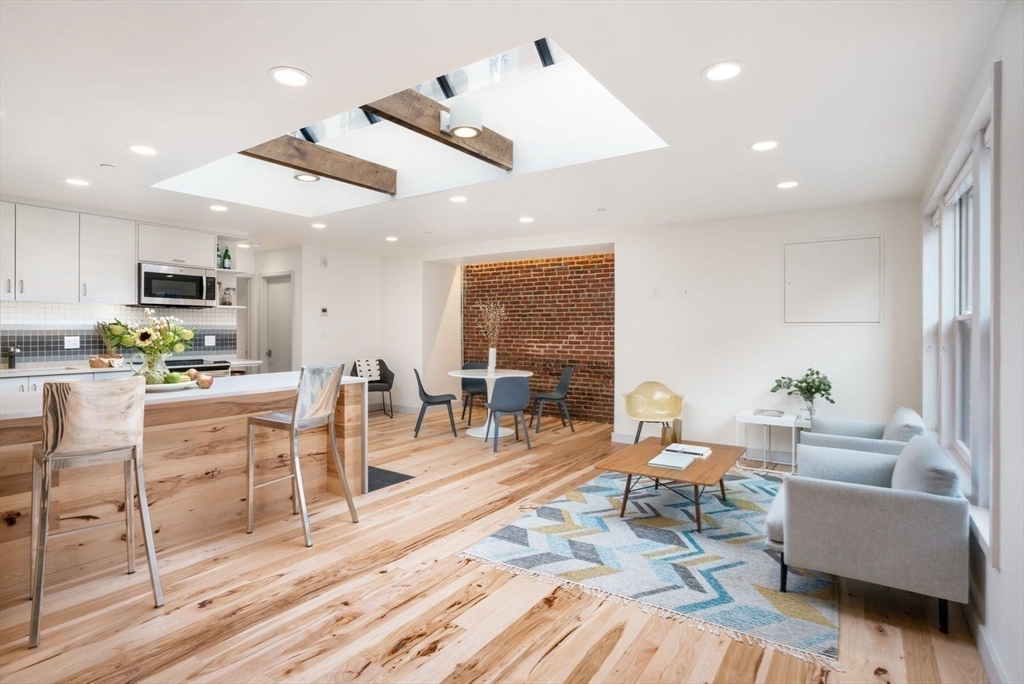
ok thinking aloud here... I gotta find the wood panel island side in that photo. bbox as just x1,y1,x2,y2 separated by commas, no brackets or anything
0,371,368,599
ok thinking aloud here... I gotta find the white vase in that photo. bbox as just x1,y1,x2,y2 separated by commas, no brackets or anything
487,347,497,373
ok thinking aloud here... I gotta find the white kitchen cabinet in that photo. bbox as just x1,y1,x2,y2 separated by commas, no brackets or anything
14,205,80,303
80,214,137,303
138,223,216,268
0,202,14,301
0,373,95,395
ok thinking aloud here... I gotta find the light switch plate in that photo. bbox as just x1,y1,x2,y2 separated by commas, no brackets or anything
63,336,80,349
204,335,216,347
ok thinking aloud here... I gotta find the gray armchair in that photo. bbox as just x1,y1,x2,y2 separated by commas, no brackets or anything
764,436,968,633
800,406,926,455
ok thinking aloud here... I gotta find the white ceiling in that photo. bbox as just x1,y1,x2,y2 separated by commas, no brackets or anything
0,1,1005,253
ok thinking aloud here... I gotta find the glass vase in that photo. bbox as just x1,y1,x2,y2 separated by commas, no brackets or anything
132,352,169,377
799,399,815,420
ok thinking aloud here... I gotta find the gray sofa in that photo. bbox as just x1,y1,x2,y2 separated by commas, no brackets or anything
799,406,926,455
764,435,968,633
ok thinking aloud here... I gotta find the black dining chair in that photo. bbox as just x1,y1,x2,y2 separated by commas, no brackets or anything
484,376,532,453
460,362,488,426
413,369,458,438
529,366,575,433
351,359,395,418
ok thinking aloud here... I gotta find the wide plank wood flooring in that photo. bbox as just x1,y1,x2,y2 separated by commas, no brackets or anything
0,411,985,683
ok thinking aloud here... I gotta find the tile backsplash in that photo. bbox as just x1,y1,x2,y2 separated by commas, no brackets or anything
0,301,237,364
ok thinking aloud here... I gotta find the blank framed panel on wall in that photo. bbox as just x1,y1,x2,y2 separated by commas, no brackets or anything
784,236,882,324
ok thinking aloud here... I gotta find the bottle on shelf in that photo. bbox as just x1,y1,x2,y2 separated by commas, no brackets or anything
216,244,224,269
223,246,232,270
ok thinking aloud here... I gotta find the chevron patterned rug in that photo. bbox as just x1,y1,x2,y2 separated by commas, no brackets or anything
462,470,838,664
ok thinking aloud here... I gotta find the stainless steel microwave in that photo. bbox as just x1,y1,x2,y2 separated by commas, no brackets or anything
138,263,216,308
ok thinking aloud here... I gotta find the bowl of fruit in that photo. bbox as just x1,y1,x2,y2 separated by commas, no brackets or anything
143,368,215,392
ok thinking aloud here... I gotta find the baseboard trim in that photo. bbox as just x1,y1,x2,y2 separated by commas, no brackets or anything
612,432,635,444
966,601,1011,684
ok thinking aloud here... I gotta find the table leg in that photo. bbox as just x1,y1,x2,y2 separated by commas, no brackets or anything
762,425,768,468
791,425,797,473
719,478,726,501
619,474,632,517
694,484,702,533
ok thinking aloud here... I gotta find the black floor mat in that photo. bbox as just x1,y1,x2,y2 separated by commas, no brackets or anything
368,465,415,492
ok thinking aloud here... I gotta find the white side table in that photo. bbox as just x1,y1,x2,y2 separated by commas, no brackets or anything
735,410,812,471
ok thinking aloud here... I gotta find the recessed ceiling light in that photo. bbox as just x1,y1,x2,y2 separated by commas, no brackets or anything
294,173,320,182
128,144,158,155
596,208,608,212
385,236,399,242
64,178,89,186
702,61,743,81
450,196,467,203
777,181,799,189
210,204,228,211
519,217,534,223
269,66,312,87
237,242,250,249
750,140,778,151
311,223,326,229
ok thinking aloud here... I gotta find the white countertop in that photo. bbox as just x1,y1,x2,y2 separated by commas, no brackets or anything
0,371,366,421
0,358,263,379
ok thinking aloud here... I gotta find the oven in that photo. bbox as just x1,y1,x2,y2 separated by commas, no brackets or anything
165,358,233,377
138,263,216,308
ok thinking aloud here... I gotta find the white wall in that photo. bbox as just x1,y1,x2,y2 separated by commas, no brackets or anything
299,246,382,367
422,262,463,400
924,3,1023,682
614,198,921,443
380,255,425,410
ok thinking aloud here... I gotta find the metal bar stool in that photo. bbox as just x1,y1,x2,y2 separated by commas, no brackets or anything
246,364,359,547
29,376,162,649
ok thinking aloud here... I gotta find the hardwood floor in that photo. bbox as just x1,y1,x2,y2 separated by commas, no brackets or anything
0,411,985,683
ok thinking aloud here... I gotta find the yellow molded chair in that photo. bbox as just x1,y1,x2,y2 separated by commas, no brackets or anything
623,381,684,444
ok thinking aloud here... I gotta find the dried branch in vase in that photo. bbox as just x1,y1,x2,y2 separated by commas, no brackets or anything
476,301,508,348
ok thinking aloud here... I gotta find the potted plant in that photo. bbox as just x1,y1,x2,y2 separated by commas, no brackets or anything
771,368,835,417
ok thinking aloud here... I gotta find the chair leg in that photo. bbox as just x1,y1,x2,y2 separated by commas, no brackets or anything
247,423,256,533
328,420,359,523
385,391,394,419
468,396,475,427
414,403,427,438
558,402,567,427
780,553,788,593
493,412,501,453
522,412,532,450
514,414,520,441
133,447,164,607
634,421,644,444
938,598,949,634
484,411,492,440
560,401,574,432
30,456,41,601
124,460,135,574
528,400,535,428
446,402,458,437
461,394,468,420
28,459,52,649
291,433,313,547
535,399,545,434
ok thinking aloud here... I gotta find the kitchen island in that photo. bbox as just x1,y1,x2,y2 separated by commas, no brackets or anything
0,372,367,598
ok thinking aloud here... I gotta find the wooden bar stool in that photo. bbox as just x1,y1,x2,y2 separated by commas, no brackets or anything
246,364,359,547
29,376,162,649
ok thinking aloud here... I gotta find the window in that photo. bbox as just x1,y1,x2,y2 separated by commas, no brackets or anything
952,185,973,456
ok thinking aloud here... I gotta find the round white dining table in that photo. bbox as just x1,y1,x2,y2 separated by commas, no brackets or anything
447,368,534,439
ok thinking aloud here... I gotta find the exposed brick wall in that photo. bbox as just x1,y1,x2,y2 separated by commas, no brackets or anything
462,254,615,424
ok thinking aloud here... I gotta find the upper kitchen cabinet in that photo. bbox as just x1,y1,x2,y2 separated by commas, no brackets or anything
0,202,14,301
15,205,80,303
80,214,137,304
138,224,216,268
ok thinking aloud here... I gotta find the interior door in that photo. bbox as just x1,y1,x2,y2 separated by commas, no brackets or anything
265,275,293,373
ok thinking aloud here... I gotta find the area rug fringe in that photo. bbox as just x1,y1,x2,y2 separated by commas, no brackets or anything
458,550,842,671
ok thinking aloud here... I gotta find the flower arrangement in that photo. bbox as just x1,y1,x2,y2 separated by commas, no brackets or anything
770,368,835,415
98,309,195,356
476,300,508,348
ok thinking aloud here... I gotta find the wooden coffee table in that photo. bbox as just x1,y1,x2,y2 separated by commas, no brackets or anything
594,438,746,533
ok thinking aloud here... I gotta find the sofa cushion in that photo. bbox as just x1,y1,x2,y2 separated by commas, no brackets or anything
882,407,926,442
890,436,960,497
764,483,787,544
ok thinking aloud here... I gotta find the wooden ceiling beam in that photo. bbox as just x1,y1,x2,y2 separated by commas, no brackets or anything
239,135,397,195
362,89,514,171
